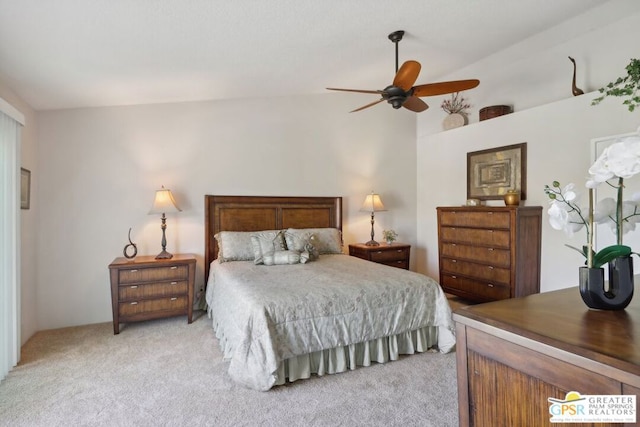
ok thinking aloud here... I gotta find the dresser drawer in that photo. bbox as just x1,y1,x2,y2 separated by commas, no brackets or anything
441,258,510,284
441,274,510,301
441,243,510,268
440,227,510,248
118,265,188,284
369,247,409,262
119,296,188,317
118,280,188,300
439,210,511,229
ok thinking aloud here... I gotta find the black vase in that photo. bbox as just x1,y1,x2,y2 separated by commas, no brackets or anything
579,256,634,310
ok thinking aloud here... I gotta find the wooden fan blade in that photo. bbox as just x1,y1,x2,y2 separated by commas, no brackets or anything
402,96,429,112
326,87,384,95
350,98,385,113
412,79,480,97
393,60,421,91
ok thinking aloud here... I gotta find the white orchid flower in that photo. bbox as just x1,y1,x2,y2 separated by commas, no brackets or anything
547,200,585,236
588,135,640,186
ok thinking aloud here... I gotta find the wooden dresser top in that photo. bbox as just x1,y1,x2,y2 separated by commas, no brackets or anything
453,287,640,376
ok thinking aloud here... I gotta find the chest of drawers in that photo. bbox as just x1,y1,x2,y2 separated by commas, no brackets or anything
109,254,196,334
348,243,411,270
437,206,541,302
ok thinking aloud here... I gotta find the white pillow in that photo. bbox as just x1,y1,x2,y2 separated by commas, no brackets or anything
251,231,286,265
285,228,343,254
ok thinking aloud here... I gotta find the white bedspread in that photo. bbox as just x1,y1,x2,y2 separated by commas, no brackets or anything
206,254,455,391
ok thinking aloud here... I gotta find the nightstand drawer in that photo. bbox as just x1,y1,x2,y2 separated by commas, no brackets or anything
369,247,409,262
379,259,409,269
348,243,411,270
118,280,188,300
119,296,188,317
119,265,188,284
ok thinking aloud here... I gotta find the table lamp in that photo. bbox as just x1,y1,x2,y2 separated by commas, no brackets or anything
149,186,182,259
360,192,386,246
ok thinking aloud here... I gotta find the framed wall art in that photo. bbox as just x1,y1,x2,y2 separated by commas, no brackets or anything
20,167,30,210
467,142,527,201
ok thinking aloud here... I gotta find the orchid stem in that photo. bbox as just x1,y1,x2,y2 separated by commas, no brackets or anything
588,188,594,268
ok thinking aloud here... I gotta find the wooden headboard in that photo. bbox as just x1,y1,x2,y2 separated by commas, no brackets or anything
204,195,342,283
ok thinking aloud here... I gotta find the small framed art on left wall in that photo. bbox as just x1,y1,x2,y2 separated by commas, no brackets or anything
20,167,30,209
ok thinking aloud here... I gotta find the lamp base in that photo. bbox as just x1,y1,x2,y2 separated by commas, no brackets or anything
155,250,174,260
365,240,380,247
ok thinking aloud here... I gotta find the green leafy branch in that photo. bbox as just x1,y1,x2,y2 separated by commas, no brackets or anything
592,58,640,112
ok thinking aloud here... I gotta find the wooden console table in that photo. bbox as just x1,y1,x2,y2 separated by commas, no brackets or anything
453,287,639,426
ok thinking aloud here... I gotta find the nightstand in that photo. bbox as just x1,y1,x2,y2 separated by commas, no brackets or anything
348,243,411,270
108,254,196,334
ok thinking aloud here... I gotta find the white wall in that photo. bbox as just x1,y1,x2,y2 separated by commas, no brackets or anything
36,94,417,329
416,3,640,293
0,78,38,345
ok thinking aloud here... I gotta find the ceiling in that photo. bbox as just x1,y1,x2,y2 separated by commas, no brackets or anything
0,0,614,111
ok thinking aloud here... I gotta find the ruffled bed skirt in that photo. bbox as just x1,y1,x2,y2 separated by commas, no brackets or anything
275,326,439,385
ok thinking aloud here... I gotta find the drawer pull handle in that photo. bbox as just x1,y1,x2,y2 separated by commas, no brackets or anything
130,269,138,273
170,266,178,270
397,261,402,264
488,266,494,270
451,259,457,263
451,275,457,279
487,212,493,215
376,251,382,254
488,230,494,233
130,285,138,289
130,301,138,305
488,248,494,251
451,243,456,247
487,284,494,288
170,297,177,301
171,281,178,285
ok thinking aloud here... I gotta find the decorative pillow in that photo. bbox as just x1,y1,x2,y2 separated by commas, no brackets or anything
263,250,301,266
284,231,319,261
285,228,343,254
214,231,254,262
251,231,286,265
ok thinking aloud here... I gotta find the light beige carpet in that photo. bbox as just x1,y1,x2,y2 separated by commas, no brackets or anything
0,312,458,426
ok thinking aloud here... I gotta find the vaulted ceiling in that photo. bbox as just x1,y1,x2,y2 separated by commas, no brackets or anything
0,0,615,110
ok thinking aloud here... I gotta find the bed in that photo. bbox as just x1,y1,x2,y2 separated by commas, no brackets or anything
204,195,456,391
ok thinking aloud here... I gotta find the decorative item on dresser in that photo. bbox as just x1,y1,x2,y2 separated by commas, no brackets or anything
348,242,410,270
454,287,640,426
108,254,196,334
437,206,542,302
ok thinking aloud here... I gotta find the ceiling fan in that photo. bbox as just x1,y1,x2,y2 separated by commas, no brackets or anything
327,30,480,113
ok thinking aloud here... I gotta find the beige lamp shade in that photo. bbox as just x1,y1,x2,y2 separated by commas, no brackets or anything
149,186,182,214
360,193,386,213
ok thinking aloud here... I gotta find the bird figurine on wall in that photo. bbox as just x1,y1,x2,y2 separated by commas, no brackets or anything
568,56,584,96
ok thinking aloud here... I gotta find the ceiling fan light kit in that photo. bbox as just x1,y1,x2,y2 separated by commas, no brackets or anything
327,30,480,113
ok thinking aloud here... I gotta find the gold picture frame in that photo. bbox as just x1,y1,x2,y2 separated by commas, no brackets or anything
21,167,30,210
467,143,527,201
